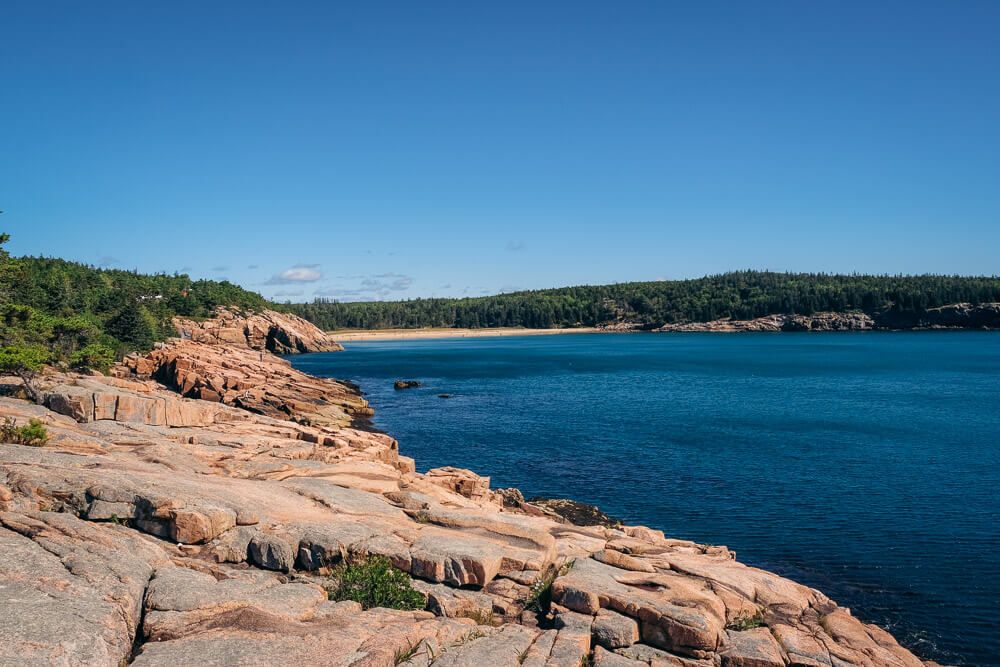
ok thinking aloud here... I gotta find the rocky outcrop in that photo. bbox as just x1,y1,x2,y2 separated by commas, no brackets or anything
627,303,1000,333
0,312,942,666
173,306,343,353
114,307,365,426
116,338,371,427
655,312,875,333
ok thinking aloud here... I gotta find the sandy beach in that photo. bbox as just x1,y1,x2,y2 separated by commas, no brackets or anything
328,327,601,341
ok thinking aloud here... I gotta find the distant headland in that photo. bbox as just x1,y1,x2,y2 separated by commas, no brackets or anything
286,272,1000,333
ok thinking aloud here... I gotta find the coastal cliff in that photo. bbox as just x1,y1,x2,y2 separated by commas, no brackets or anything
0,311,945,666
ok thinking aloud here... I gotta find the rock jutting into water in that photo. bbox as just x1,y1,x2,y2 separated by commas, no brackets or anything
0,309,947,666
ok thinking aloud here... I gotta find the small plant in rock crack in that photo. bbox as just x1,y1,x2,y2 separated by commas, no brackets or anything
324,555,426,611
0,417,48,446
726,609,765,631
524,559,575,612
393,639,424,665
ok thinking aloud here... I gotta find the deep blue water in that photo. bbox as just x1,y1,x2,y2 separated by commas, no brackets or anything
291,333,1000,666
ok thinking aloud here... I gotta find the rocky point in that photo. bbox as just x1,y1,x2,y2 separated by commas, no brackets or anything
0,309,947,666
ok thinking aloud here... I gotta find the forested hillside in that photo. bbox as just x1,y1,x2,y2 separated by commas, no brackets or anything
288,272,1000,330
0,234,267,383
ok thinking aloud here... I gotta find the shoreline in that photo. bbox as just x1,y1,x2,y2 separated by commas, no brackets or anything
329,326,603,341
0,308,944,666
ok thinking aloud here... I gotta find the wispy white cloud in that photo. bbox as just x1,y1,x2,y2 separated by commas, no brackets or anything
266,265,323,284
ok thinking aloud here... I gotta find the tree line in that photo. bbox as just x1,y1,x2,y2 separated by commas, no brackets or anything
0,234,267,392
287,272,1000,330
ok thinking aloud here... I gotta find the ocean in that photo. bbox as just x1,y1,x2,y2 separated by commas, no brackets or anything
290,332,1000,666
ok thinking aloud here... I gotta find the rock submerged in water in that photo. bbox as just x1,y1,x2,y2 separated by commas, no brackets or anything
394,380,421,390
0,308,944,667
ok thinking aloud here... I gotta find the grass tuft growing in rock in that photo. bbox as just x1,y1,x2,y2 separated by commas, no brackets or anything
726,609,765,631
393,639,425,665
0,417,48,446
524,559,575,612
324,555,426,611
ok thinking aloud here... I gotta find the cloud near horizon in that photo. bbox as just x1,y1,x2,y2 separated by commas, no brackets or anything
266,265,323,284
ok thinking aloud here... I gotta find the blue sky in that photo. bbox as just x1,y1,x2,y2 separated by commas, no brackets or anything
1,2,998,301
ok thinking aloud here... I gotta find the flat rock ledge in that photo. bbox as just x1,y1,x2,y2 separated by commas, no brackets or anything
0,312,946,666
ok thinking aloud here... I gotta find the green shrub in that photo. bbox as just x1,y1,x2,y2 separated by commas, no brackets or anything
0,417,49,446
69,342,116,372
324,555,425,611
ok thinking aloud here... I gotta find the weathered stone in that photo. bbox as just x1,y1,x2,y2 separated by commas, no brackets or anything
409,531,505,586
414,581,494,620
721,628,785,667
553,558,725,656
549,610,593,666
428,624,538,666
0,511,167,667
249,532,296,572
770,624,831,667
594,645,645,666
171,506,236,544
594,608,641,649
425,466,492,500
595,548,657,573
211,526,256,563
44,387,92,421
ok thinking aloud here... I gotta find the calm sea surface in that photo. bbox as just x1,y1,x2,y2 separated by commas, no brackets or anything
291,332,1000,666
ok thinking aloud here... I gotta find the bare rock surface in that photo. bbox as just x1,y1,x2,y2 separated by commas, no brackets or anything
117,340,371,427
0,310,942,666
174,306,344,353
